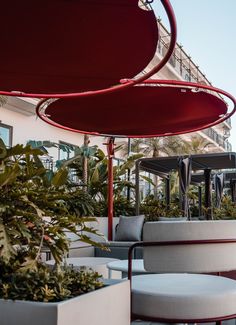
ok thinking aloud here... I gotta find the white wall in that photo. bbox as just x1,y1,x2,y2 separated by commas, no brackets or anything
1,98,106,160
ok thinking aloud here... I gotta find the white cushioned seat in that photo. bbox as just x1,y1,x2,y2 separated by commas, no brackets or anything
132,273,236,321
143,221,236,273
130,221,236,322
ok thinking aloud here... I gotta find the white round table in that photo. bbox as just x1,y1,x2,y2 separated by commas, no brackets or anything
46,257,118,278
107,259,149,278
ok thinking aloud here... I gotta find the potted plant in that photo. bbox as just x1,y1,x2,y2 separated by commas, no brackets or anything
140,195,182,221
0,140,130,325
213,195,236,219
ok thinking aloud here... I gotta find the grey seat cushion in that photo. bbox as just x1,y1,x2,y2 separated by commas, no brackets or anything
132,273,236,321
104,241,136,247
115,215,145,241
158,217,187,221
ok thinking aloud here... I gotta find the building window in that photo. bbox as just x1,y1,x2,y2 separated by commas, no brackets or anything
0,123,12,147
169,54,176,68
184,73,191,82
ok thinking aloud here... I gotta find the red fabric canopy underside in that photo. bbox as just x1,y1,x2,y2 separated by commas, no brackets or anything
0,0,158,96
40,85,228,137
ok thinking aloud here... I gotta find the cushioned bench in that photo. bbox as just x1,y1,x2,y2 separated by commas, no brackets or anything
95,241,143,260
129,220,236,324
95,215,145,260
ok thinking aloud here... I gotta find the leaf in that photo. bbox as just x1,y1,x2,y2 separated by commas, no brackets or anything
0,138,7,159
33,154,45,169
19,257,38,272
59,154,81,168
140,175,156,186
0,165,20,187
117,154,143,176
59,142,75,153
90,167,100,184
7,144,44,158
79,234,109,250
28,140,65,154
114,144,124,152
51,168,68,187
96,148,105,160
88,146,98,156
0,222,16,261
80,145,98,158
21,195,45,219
78,216,98,223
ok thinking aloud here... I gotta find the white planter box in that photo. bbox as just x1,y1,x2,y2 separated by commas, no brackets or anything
0,279,130,325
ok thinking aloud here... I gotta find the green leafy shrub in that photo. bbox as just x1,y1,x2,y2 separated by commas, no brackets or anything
140,195,182,221
0,141,105,302
213,196,236,219
0,254,103,302
94,196,136,218
0,141,104,263
65,188,96,217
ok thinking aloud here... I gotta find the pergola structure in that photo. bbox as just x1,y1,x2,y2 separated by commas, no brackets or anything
135,152,236,219
191,170,236,209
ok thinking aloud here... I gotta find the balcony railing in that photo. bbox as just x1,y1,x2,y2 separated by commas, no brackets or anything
201,128,232,151
156,20,211,86
224,118,232,127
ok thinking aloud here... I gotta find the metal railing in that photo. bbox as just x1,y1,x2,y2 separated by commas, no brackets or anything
224,118,232,127
201,129,232,151
156,20,211,85
155,21,232,152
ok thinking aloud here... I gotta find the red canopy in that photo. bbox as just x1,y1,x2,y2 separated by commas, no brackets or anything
36,80,236,240
0,0,159,97
36,80,235,137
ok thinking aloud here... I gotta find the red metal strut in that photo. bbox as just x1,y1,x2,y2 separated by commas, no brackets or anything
105,137,115,241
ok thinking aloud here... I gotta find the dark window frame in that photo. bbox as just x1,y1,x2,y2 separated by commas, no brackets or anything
0,122,13,147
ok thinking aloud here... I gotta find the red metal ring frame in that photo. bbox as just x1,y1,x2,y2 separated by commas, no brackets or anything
36,79,236,138
0,0,177,99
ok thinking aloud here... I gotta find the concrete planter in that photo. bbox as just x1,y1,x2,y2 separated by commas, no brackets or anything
0,279,130,325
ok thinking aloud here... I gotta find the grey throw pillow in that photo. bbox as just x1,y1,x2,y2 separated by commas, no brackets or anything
115,215,145,241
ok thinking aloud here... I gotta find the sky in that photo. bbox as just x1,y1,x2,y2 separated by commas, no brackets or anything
152,0,236,150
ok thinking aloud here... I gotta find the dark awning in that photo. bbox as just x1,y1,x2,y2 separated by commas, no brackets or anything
191,171,236,186
135,153,236,218
139,152,236,175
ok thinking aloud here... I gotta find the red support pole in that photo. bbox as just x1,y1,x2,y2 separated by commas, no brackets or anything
106,137,115,240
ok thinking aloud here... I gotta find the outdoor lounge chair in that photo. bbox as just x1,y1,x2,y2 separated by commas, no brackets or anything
128,220,236,324
95,215,145,260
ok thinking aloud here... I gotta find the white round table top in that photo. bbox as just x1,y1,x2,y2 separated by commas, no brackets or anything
46,257,118,268
107,259,147,273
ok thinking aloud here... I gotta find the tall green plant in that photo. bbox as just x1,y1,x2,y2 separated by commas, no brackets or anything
60,145,142,201
0,140,103,268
